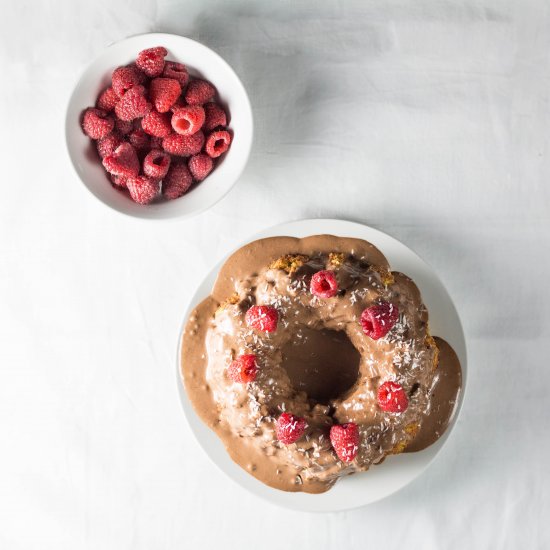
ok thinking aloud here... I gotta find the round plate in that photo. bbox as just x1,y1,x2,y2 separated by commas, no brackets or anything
66,33,253,220
176,219,467,512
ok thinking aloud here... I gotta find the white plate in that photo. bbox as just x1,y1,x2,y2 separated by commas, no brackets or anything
65,33,253,220
176,219,467,512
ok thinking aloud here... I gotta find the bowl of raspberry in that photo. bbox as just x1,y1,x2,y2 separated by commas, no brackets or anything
66,33,253,220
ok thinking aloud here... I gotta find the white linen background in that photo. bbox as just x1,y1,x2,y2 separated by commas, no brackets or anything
1,0,548,548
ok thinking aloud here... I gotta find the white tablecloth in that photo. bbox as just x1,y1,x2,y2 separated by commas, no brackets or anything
1,1,549,548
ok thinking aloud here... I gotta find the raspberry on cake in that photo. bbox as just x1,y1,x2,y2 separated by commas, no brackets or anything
276,413,308,445
227,354,258,384
310,270,338,298
330,423,360,462
181,235,462,494
360,301,399,340
245,305,278,333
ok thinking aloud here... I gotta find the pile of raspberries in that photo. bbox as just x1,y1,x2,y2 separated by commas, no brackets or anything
81,46,232,205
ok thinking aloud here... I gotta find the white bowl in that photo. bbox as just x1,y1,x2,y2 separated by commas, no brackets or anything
177,219,467,512
65,33,253,220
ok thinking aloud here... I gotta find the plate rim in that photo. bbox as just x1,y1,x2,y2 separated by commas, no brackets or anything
175,218,467,512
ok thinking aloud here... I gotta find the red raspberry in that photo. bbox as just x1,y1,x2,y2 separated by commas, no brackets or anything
96,87,118,112
360,301,399,340
114,86,151,121
127,175,159,205
171,105,205,135
162,131,204,156
136,46,167,77
127,63,148,84
188,153,213,181
111,66,141,97
102,142,139,178
162,162,193,199
115,118,133,136
163,61,189,86
310,270,338,298
141,110,172,137
205,130,232,158
110,174,128,188
81,108,114,139
150,136,163,149
227,354,258,383
185,79,216,105
143,149,171,179
245,305,278,333
377,381,408,413
330,423,360,462
203,102,227,132
96,132,122,158
276,413,307,445
127,128,150,151
150,78,181,113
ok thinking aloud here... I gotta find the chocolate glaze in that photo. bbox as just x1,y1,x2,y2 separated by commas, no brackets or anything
404,337,462,453
181,235,462,493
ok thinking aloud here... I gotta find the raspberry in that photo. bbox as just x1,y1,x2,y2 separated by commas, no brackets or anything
143,149,171,179
171,105,205,135
203,102,227,132
141,110,172,137
127,63,148,84
115,118,133,136
188,154,213,181
310,270,338,298
330,423,360,462
150,136,163,149
377,381,408,413
205,130,231,158
276,413,307,445
185,79,216,105
114,86,151,121
150,77,181,113
111,66,141,97
227,354,258,383
360,301,399,340
97,132,122,158
127,128,150,151
136,46,167,77
110,174,128,188
163,61,189,86
96,87,118,112
162,131,204,156
102,142,139,178
245,305,278,333
81,108,114,139
162,162,193,199
126,175,159,205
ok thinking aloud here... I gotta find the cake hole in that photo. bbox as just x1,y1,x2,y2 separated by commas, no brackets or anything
281,327,360,404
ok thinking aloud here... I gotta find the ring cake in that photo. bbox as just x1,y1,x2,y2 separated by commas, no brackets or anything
181,235,462,493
